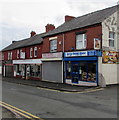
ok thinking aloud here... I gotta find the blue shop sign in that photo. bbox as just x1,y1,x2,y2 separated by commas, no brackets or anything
64,50,102,57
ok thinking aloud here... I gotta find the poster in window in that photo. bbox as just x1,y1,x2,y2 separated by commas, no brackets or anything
102,51,118,64
94,38,101,49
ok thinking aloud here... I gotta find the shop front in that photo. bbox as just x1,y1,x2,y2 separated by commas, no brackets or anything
13,59,42,80
64,50,102,86
2,60,13,77
42,52,63,83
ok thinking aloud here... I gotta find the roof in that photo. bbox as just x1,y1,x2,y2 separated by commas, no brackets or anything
43,5,117,37
2,32,45,51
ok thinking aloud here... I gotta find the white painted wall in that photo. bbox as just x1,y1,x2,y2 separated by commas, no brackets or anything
102,11,117,50
99,11,118,86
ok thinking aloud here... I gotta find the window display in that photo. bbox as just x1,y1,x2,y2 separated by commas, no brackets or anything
65,61,97,83
30,65,41,77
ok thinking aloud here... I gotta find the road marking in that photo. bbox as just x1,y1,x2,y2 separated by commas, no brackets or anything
37,87,61,92
37,87,104,94
1,103,31,118
0,101,44,120
75,88,104,94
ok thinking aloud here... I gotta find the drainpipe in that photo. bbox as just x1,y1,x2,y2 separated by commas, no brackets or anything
63,33,65,52
62,33,65,83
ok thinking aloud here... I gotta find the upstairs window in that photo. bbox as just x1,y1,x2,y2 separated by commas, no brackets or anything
109,32,115,47
34,47,37,57
2,53,4,60
76,33,86,49
17,50,19,59
50,40,57,52
8,52,12,60
30,48,33,58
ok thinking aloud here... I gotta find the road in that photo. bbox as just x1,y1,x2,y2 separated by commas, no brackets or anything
2,81,118,119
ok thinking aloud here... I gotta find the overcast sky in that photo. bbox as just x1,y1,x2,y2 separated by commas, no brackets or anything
0,0,118,50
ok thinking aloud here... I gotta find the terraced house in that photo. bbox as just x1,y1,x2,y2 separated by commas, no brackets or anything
2,31,44,80
42,5,119,87
2,5,119,87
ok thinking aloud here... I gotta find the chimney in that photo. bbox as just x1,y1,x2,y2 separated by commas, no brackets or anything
12,41,16,43
45,24,55,32
65,15,75,22
30,31,36,37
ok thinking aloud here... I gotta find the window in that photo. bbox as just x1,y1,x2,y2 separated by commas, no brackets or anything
8,52,12,60
30,48,33,58
2,53,4,60
17,50,19,59
20,49,22,58
109,32,115,47
76,34,86,49
30,65,41,77
34,47,37,57
50,40,57,52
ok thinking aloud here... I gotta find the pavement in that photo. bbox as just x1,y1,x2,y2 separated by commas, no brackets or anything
2,76,100,92
1,106,16,119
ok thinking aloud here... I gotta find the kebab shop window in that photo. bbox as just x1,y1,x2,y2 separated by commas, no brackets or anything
79,62,96,82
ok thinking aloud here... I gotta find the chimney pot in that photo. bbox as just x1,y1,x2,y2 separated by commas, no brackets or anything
65,15,75,22
30,31,36,37
12,41,16,43
45,24,55,32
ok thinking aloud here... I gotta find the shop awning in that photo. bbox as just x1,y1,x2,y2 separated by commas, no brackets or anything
63,57,98,61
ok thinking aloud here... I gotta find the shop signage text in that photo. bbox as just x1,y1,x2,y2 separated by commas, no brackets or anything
13,59,42,64
64,50,102,57
102,51,118,64
42,52,62,58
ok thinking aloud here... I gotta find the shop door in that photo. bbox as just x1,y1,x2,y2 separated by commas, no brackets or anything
72,62,79,83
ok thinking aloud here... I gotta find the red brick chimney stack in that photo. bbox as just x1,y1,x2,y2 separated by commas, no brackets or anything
45,24,55,32
65,15,75,22
30,31,36,37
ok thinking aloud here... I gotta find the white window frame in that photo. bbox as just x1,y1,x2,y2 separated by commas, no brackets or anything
2,53,4,60
34,47,37,57
17,50,19,59
50,39,57,52
109,32,115,47
11,52,12,60
8,52,12,60
8,52,10,60
30,48,33,58
76,33,86,50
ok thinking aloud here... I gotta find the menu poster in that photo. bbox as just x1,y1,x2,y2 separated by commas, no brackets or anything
102,51,118,64
94,38,101,49
117,52,119,63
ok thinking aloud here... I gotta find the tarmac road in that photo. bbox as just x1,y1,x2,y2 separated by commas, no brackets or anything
2,80,118,119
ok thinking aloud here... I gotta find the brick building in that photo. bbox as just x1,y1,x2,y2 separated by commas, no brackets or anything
2,5,119,87
42,5,119,86
2,32,45,79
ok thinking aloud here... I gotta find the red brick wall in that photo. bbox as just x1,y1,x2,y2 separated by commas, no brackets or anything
3,51,8,60
42,24,102,53
12,49,17,59
3,44,43,60
25,44,42,59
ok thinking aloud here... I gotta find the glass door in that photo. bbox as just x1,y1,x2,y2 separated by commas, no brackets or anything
72,62,79,83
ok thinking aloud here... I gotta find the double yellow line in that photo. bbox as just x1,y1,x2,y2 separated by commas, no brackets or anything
0,101,44,120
